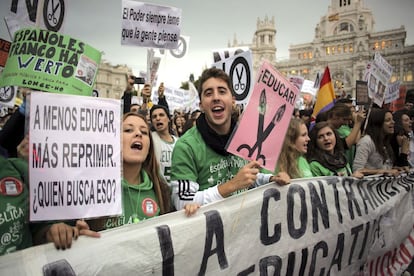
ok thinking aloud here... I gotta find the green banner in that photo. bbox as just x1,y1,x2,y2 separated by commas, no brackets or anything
0,28,101,96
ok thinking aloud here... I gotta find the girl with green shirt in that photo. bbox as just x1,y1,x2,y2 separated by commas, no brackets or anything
276,118,313,178
91,113,172,230
306,121,363,178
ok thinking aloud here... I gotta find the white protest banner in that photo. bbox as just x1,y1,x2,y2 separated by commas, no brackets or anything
301,79,317,96
226,61,299,171
1,174,413,275
121,0,182,49
28,92,122,221
0,86,17,108
364,52,393,107
384,80,401,105
5,0,66,39
212,49,253,105
153,85,199,114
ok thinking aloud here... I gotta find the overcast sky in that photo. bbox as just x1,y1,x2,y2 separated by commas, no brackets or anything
0,0,413,88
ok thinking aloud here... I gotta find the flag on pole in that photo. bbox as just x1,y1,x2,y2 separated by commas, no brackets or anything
311,66,336,122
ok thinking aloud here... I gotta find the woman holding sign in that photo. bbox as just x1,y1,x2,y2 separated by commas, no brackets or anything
90,112,172,230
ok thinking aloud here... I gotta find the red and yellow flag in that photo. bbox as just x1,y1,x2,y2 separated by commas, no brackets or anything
311,66,336,122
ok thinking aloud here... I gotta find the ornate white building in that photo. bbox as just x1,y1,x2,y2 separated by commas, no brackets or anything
93,61,133,99
231,0,414,98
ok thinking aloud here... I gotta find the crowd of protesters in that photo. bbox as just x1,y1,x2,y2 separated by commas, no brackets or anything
0,66,413,276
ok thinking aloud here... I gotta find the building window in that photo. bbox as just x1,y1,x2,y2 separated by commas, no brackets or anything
261,35,265,43
309,52,313,59
335,22,354,33
405,70,413,82
349,44,353,52
326,47,331,55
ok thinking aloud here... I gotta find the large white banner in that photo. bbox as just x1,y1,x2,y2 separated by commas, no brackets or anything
29,92,122,221
121,1,182,49
1,174,413,275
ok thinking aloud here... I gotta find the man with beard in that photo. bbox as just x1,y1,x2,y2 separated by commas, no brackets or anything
150,104,177,184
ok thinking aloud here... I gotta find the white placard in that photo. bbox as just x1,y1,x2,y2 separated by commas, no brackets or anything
29,92,122,221
121,1,182,49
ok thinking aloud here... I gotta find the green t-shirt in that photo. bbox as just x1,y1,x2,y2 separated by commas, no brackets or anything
104,170,160,229
337,125,355,169
171,126,249,194
274,156,313,178
0,157,32,256
309,160,352,177
298,156,313,178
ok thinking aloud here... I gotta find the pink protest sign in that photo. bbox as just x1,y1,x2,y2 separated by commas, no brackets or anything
226,61,299,171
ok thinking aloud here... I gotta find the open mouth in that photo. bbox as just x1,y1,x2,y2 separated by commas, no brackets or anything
212,106,224,112
324,142,332,148
131,142,143,150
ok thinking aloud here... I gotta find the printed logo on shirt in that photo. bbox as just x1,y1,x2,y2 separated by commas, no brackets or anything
141,198,158,217
0,177,23,196
0,203,25,255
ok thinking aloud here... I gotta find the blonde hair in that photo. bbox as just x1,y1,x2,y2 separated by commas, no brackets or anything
277,118,305,178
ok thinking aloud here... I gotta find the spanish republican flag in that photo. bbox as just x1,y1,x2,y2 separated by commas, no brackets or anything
311,66,336,121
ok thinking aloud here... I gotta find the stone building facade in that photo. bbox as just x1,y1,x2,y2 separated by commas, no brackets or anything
231,0,414,98
93,61,133,99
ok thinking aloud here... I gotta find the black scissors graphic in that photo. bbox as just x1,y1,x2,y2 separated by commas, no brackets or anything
234,66,245,90
237,89,286,166
48,0,60,24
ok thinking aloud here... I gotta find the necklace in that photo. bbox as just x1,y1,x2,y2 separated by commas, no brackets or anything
126,181,142,224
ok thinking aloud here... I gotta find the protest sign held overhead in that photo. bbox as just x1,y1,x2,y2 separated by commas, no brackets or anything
151,84,199,114
212,47,253,105
364,52,393,107
5,0,66,39
0,27,101,96
121,1,182,49
0,86,17,108
383,80,401,105
28,92,122,221
226,61,299,170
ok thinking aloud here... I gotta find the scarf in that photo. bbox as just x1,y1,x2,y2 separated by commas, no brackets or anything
312,151,348,173
196,113,236,156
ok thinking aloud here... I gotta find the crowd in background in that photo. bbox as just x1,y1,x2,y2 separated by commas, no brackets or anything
0,68,413,276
